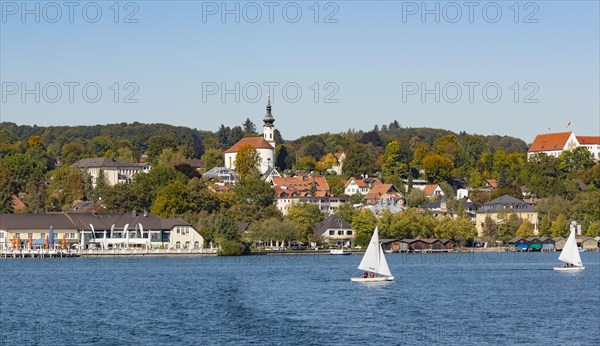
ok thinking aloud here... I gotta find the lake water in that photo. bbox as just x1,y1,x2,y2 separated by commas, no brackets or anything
1,252,599,345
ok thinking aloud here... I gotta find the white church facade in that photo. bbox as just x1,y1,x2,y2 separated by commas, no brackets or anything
224,98,277,175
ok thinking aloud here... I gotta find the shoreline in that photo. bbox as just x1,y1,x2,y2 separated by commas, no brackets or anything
1,247,591,259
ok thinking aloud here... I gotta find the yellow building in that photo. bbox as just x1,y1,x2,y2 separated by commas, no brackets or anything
475,195,538,237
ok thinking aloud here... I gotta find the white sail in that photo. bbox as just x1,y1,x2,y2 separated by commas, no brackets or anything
357,227,392,277
558,228,583,267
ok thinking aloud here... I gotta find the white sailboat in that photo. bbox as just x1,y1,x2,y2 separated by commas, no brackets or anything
554,228,585,271
351,227,394,282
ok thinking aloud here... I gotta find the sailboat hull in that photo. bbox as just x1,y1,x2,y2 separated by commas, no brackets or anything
351,276,394,282
553,266,585,271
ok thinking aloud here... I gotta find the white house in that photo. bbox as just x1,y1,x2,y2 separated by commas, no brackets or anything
423,184,445,198
224,98,276,175
576,136,600,160
343,177,382,195
71,158,151,187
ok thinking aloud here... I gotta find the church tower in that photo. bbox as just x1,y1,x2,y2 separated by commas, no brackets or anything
263,96,276,148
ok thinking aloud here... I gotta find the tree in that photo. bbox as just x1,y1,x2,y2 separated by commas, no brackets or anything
200,212,245,255
234,145,261,179
242,118,257,134
102,183,137,212
94,169,109,200
351,209,378,246
202,148,224,169
422,155,453,183
334,203,357,224
129,165,188,210
343,143,377,177
434,135,461,162
538,215,553,236
23,167,48,213
586,221,600,237
275,144,292,171
286,203,324,242
380,141,410,181
232,178,274,207
186,178,220,213
559,147,595,174
180,135,204,159
0,168,15,213
147,133,179,161
482,216,497,240
516,220,534,238
150,180,190,217
158,148,185,167
550,214,569,237
406,189,427,207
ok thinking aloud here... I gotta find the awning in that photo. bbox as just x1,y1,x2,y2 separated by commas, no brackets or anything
542,244,555,249
515,243,528,249
529,243,542,250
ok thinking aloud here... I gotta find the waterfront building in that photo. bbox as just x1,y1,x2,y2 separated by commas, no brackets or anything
71,157,152,187
0,212,202,250
312,214,355,247
475,195,538,236
224,99,276,174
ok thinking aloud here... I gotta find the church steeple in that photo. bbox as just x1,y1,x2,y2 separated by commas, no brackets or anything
263,96,275,127
263,97,276,148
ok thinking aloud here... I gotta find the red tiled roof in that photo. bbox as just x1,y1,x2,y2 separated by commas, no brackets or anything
423,184,439,196
225,137,273,153
528,132,573,152
576,136,600,145
364,184,400,201
272,176,330,192
486,179,497,189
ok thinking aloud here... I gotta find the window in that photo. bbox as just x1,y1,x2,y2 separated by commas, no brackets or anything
337,230,343,235
27,233,33,238
15,233,21,238
346,231,353,235
176,241,181,249
0,233,4,239
41,233,46,238
329,230,335,236
176,227,181,235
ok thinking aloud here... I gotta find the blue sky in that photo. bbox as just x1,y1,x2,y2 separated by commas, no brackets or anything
1,0,598,143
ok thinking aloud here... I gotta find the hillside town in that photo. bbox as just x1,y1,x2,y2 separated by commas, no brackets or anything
1,102,599,255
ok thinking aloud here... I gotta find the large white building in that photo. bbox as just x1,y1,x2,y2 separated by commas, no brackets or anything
224,99,276,175
527,132,600,160
71,158,151,187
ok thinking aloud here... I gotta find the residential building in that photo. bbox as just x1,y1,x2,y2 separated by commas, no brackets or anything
224,99,276,174
475,195,538,236
423,184,445,198
71,157,151,187
272,175,348,215
312,214,355,247
402,178,428,192
363,184,404,206
343,177,382,195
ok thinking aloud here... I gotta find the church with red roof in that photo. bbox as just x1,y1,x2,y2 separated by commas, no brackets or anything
224,98,277,174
